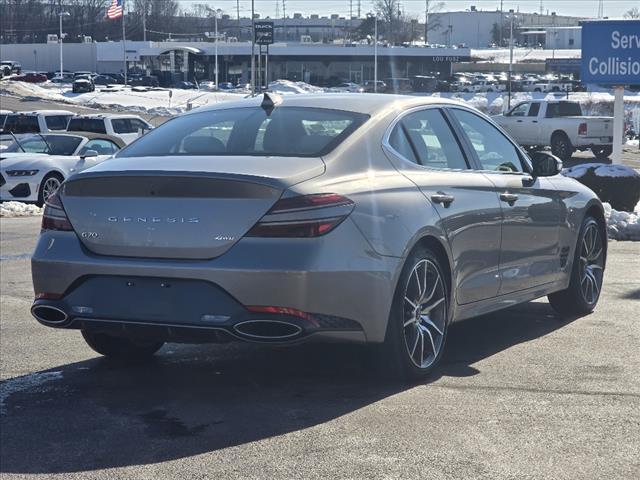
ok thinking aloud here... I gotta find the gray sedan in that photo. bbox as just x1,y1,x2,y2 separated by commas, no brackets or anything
30,94,606,380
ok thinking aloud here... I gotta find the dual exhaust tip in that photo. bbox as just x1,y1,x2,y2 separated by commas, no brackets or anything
32,304,304,341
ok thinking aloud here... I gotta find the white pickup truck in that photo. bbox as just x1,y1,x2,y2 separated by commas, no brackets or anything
494,100,614,160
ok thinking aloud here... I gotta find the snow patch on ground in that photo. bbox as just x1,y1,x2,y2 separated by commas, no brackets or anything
604,202,640,241
471,48,581,63
627,139,639,147
0,371,63,414
0,201,43,217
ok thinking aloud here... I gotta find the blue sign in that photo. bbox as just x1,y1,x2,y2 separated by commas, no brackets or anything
581,20,640,85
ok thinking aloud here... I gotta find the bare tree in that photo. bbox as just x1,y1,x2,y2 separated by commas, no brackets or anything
623,7,640,19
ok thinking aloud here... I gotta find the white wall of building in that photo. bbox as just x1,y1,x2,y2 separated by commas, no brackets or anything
545,27,582,50
0,42,97,72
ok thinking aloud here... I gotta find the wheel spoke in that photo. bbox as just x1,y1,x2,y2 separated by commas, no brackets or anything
421,324,437,357
422,296,444,315
403,317,415,328
421,315,444,336
410,329,420,357
419,330,425,365
586,269,600,298
421,272,440,304
414,267,423,299
404,296,418,310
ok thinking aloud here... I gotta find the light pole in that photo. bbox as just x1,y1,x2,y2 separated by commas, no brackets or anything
251,0,256,95
206,7,223,87
551,12,557,60
508,9,515,110
58,11,70,77
368,13,379,92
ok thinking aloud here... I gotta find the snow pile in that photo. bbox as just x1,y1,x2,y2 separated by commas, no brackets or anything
604,202,640,241
269,80,325,94
471,48,581,63
0,201,43,217
627,139,639,148
1,81,246,116
563,163,636,179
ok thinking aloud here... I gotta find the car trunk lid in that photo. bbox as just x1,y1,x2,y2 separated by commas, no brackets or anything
60,155,324,259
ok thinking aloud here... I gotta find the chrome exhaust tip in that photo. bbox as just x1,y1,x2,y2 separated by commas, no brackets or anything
31,304,69,326
233,320,303,341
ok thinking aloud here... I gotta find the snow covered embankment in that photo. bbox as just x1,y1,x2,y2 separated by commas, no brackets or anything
0,202,43,217
604,203,640,241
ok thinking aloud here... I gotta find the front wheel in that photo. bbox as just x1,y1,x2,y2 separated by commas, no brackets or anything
548,216,605,317
37,172,63,207
82,330,164,360
551,133,574,161
376,247,450,381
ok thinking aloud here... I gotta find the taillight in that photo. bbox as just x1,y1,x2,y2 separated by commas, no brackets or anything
41,192,73,231
578,123,588,136
247,193,354,238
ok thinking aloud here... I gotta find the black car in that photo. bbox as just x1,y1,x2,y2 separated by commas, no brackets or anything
129,75,159,87
92,75,116,86
72,77,95,93
173,81,197,89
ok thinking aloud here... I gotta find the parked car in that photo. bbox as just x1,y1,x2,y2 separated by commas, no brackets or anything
2,110,74,134
73,71,97,79
66,114,153,145
494,100,614,160
92,75,117,86
173,80,197,90
103,73,125,84
0,132,125,205
72,77,95,93
29,94,607,380
363,80,387,93
218,82,235,90
1,60,22,75
129,75,159,87
50,73,75,84
385,78,413,93
10,72,48,83
335,82,365,93
411,76,438,93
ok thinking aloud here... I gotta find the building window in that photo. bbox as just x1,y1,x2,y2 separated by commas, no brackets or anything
569,38,574,46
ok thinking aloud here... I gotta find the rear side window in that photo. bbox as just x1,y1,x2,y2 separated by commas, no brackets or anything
68,118,107,134
388,109,468,170
528,103,541,116
118,107,368,158
45,115,71,131
546,102,582,118
4,115,40,133
112,119,134,134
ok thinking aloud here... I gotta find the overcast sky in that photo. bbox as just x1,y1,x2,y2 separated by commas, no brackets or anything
179,1,637,19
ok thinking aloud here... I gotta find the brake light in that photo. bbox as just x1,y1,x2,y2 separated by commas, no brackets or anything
247,193,354,238
41,192,73,231
578,123,588,136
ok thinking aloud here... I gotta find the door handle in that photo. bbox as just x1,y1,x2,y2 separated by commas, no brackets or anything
500,193,519,205
430,193,455,207
532,120,538,123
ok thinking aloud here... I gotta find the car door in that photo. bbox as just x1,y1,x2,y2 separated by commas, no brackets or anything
520,102,542,145
448,107,562,295
384,106,503,305
502,102,530,142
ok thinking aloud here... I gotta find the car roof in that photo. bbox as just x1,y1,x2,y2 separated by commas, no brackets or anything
10,110,75,116
192,93,466,116
70,113,143,120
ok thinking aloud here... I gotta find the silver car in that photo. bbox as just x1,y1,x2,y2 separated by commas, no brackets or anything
31,94,607,380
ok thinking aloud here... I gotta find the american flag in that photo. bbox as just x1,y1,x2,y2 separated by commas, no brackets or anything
106,0,124,20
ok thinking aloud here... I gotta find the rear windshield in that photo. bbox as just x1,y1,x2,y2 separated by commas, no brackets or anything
67,118,107,134
4,115,39,133
546,102,582,117
117,107,369,158
4,134,82,155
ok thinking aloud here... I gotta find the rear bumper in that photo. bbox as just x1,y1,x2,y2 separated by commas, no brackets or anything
574,136,613,148
31,219,401,343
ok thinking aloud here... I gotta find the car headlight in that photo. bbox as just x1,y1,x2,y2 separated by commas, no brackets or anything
6,169,39,177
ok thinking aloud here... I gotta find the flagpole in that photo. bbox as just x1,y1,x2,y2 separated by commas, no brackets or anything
122,0,127,86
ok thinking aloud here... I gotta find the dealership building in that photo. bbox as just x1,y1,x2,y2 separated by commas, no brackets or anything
0,40,470,86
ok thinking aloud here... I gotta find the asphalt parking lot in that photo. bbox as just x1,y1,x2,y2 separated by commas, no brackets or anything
0,217,638,479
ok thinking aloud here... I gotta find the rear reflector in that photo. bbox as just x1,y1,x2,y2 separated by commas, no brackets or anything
35,292,63,300
41,192,73,231
247,193,354,238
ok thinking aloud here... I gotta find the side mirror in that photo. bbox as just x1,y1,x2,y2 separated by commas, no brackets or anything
80,149,98,159
531,151,562,177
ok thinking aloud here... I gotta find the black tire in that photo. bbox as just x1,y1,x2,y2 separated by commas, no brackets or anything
37,172,64,207
81,330,164,360
548,216,605,317
591,146,613,161
375,246,450,382
551,132,574,161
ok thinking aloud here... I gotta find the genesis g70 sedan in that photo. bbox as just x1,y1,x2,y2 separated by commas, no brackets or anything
30,94,607,379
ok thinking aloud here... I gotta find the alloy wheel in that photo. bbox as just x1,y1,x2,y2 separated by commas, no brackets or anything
402,259,447,369
42,177,61,203
580,223,604,305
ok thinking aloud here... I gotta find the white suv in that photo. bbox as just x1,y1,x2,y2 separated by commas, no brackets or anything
2,110,74,134
66,114,153,145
